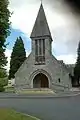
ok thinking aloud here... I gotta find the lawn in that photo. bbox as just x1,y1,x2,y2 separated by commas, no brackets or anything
0,108,39,120
16,89,55,94
4,86,15,93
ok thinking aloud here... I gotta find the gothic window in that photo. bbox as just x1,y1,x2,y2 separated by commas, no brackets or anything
35,40,38,56
35,39,45,64
39,40,42,55
43,39,45,56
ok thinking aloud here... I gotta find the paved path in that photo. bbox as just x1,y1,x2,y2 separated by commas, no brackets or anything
0,93,80,120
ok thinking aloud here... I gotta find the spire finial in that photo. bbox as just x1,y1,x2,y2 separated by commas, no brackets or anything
41,0,42,4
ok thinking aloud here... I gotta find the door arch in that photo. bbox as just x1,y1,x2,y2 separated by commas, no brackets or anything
33,73,49,88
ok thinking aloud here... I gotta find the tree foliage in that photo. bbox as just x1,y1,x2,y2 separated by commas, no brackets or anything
0,68,8,87
0,68,7,78
0,0,11,68
0,0,10,89
74,41,80,85
9,37,26,79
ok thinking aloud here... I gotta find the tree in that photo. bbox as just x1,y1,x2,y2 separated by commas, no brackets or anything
0,68,8,85
74,41,80,86
0,0,11,90
0,68,8,91
0,0,11,68
9,37,26,79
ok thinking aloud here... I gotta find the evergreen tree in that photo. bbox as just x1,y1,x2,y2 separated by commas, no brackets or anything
0,68,8,86
9,37,26,79
74,41,80,85
0,0,11,68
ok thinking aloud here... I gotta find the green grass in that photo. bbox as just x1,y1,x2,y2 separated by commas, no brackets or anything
17,90,55,94
0,108,38,120
4,86,15,93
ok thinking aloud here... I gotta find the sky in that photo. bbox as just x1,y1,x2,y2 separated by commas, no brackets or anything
5,0,80,71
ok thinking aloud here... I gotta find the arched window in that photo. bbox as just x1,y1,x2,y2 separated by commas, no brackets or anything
58,78,60,83
35,39,45,64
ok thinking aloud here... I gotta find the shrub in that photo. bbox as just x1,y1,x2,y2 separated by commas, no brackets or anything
0,85,5,92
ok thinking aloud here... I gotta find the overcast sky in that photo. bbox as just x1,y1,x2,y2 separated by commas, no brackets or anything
5,0,80,71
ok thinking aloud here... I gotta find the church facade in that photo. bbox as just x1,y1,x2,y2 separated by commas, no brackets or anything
15,4,72,91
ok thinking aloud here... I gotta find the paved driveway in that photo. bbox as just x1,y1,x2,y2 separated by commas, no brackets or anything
0,93,80,120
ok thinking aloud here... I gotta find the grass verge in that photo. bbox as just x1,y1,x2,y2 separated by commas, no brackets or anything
18,90,54,94
0,108,39,120
4,86,15,93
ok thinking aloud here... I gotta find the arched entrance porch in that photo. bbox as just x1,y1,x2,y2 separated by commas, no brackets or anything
33,73,49,88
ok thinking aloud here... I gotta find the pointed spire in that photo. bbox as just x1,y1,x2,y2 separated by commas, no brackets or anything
30,3,52,40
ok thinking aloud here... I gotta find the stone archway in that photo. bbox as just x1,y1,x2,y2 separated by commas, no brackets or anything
33,73,49,88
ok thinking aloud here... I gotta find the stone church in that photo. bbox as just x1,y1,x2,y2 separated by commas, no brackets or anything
15,4,72,91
